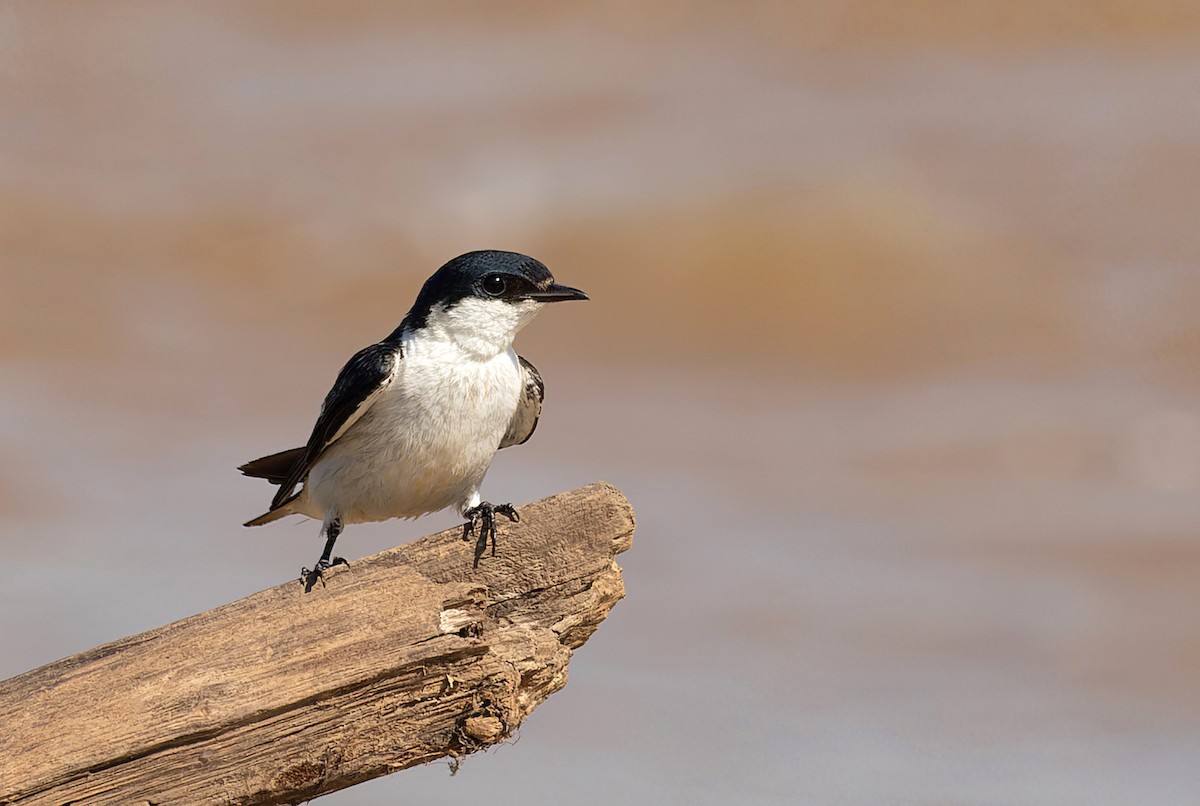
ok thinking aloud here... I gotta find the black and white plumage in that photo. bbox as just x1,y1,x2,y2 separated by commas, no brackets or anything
501,356,544,449
239,250,587,590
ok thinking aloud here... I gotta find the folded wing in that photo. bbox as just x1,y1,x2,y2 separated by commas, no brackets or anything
240,341,402,512
500,355,544,449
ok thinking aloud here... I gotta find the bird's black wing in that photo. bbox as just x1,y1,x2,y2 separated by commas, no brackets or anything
266,341,401,510
500,355,544,449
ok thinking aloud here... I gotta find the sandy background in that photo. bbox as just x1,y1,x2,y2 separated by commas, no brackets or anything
3,2,1200,803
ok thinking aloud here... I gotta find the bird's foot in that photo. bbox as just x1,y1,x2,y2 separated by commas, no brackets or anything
300,556,349,593
462,502,520,567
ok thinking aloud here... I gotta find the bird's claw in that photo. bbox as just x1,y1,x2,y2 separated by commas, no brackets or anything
300,556,349,593
462,502,519,567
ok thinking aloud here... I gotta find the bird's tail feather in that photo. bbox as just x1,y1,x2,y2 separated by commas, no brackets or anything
244,492,301,527
238,447,306,486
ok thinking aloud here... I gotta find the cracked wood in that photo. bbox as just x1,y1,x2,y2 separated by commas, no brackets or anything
0,481,634,806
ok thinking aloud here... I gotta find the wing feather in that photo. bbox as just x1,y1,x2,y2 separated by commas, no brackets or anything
267,342,401,509
500,355,544,449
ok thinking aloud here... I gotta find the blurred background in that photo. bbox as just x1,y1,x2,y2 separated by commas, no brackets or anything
3,1,1200,803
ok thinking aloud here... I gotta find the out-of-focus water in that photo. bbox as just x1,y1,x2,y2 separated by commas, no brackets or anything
3,4,1200,803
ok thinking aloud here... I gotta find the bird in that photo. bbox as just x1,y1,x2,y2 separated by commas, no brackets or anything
239,250,588,591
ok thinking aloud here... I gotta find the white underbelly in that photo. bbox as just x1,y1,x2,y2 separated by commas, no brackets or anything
301,349,521,523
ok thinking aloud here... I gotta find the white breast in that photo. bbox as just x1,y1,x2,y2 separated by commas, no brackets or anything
301,338,523,523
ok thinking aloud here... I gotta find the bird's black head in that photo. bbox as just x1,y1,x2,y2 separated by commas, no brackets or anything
399,250,588,334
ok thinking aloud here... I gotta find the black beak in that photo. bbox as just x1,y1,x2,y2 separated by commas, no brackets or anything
527,283,589,302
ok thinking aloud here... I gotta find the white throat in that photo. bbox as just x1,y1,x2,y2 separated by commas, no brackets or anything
416,297,542,359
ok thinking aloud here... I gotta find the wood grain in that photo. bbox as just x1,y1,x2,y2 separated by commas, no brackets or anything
0,481,634,805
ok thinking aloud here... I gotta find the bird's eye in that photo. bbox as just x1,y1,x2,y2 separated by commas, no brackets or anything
481,274,507,297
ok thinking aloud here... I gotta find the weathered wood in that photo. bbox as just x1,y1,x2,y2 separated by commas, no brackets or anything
0,482,633,805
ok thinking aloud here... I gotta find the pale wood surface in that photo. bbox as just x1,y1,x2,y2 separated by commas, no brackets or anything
0,482,634,805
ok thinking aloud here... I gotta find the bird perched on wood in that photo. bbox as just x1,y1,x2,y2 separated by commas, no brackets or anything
239,250,588,591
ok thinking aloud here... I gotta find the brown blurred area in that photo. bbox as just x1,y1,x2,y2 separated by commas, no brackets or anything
3,2,1200,803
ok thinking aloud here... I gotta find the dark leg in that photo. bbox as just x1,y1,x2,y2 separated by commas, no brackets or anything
461,502,520,567
301,517,349,592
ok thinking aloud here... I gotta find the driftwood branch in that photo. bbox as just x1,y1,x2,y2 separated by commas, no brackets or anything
0,482,634,805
